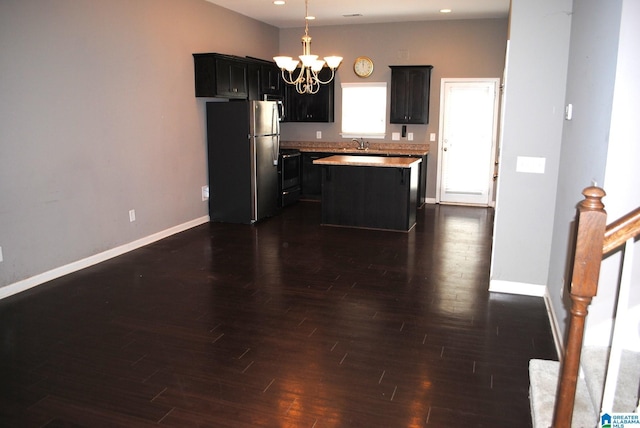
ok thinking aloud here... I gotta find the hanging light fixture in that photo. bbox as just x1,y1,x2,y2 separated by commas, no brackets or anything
273,0,343,95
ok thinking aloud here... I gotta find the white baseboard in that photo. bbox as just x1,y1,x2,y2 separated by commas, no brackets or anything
489,279,547,296
425,197,437,204
543,289,564,360
0,216,210,301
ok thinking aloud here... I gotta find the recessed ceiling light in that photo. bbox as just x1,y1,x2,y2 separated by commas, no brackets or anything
273,1,285,5
440,8,452,13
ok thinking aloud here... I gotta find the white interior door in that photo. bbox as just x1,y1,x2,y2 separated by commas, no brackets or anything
437,78,499,206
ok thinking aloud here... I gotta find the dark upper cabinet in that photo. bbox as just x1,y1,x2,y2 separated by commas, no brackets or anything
194,53,283,101
217,57,248,98
247,61,261,101
283,68,334,123
261,63,283,97
193,53,248,99
389,65,433,124
247,59,283,101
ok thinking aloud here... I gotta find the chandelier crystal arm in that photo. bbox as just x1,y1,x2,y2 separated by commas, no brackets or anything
297,68,321,95
312,68,336,85
280,68,304,86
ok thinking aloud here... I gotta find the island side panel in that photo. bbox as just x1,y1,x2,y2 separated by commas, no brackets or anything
320,164,418,231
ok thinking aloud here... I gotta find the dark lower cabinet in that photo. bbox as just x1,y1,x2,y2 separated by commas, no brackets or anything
301,152,333,199
418,154,428,206
321,164,419,231
397,154,428,207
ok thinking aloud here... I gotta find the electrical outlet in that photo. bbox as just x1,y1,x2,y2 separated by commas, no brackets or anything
202,185,209,201
430,133,436,142
316,131,322,139
129,209,136,222
392,132,400,141
408,132,414,141
0,246,3,263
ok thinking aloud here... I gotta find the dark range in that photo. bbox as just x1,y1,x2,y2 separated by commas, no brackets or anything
0,202,557,427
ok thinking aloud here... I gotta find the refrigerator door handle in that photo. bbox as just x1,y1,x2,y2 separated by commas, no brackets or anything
277,100,285,122
272,103,280,135
272,103,280,166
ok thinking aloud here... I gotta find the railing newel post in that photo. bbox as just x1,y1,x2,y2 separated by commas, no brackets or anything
552,186,607,427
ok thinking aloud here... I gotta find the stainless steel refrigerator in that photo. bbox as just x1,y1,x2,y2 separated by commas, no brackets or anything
206,100,281,224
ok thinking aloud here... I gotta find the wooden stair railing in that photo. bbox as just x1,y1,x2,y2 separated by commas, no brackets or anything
552,187,640,427
603,205,640,255
552,187,607,427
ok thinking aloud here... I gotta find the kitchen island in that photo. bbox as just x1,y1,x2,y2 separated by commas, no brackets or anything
313,155,421,232
280,141,429,203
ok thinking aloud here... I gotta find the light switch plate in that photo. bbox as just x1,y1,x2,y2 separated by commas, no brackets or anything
430,133,436,142
392,132,400,141
316,131,322,139
516,156,546,174
408,132,414,141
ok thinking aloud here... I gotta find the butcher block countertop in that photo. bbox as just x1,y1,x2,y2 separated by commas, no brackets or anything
313,155,422,168
280,141,429,156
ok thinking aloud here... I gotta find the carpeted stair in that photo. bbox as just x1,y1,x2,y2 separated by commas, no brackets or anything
529,347,640,428
529,359,596,428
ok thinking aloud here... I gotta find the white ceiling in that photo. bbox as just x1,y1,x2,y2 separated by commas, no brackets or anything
203,0,510,28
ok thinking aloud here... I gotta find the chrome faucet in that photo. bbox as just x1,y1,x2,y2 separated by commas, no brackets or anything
352,138,368,150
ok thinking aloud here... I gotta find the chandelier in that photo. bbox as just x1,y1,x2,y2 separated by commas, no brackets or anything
273,0,343,95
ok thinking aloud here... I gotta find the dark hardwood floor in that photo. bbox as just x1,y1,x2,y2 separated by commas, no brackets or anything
0,202,557,427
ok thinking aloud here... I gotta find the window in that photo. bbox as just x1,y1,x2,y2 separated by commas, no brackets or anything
341,82,387,139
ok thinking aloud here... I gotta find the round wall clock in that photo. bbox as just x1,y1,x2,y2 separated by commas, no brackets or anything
353,56,374,78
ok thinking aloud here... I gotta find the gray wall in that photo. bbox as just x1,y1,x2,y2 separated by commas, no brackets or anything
278,19,509,201
547,0,621,344
578,0,640,348
0,0,279,292
594,0,640,349
496,0,640,348
490,0,573,292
